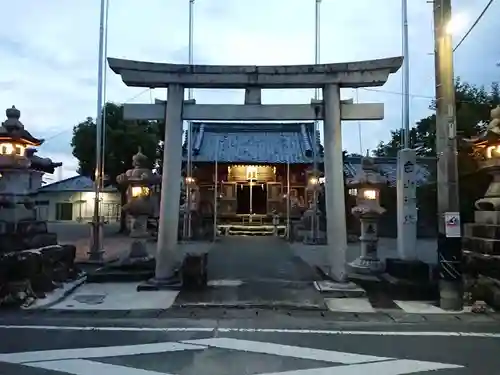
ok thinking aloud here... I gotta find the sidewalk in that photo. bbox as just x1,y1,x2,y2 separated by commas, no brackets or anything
291,237,439,274
16,237,498,318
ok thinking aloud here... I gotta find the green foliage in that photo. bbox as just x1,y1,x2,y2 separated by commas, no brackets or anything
373,79,500,223
71,103,160,184
373,80,500,161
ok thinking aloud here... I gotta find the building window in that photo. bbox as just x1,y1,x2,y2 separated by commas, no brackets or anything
55,202,73,221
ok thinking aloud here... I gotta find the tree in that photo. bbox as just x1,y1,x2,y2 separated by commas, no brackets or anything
71,103,160,232
374,80,500,160
373,79,500,222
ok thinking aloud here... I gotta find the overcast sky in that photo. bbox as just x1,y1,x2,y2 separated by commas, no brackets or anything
1,0,499,180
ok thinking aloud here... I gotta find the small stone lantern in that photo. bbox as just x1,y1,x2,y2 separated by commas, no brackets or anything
347,157,387,274
116,149,160,258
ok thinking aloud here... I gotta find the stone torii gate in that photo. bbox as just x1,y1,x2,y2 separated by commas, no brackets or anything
108,57,403,283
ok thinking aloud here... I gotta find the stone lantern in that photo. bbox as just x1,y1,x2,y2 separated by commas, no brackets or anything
116,149,160,257
347,157,387,274
463,106,500,307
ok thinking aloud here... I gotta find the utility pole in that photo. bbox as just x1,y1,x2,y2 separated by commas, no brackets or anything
433,0,463,310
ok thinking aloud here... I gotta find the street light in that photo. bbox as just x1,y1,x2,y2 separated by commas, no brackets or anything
445,13,468,35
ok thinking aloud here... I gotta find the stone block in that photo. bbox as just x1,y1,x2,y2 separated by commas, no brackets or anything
181,253,208,289
463,237,500,256
465,223,500,240
463,252,500,279
474,211,500,225
385,258,434,282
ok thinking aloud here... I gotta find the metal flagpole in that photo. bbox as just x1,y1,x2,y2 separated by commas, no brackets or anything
213,137,219,241
402,0,410,148
100,0,110,191
185,0,195,240
311,0,321,242
89,0,107,261
396,0,418,261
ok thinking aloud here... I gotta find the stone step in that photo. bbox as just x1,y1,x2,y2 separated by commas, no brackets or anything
475,211,500,225
464,223,500,240
463,236,500,256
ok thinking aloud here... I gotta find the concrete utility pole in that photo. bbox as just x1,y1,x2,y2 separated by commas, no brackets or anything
433,0,463,310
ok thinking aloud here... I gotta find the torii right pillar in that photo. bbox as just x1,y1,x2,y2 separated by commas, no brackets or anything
323,84,348,282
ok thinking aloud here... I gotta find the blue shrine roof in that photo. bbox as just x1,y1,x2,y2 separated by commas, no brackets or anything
183,122,321,164
182,122,435,186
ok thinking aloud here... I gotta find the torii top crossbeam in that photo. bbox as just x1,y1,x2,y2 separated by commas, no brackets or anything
107,57,403,89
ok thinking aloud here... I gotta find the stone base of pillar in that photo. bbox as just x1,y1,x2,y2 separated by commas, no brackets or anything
137,275,182,291
348,256,385,275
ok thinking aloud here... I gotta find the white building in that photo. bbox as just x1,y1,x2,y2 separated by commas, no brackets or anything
33,175,121,222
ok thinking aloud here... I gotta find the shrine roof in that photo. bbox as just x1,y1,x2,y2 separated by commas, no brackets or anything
183,122,322,164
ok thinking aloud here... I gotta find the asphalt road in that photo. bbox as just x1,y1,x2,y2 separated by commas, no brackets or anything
0,314,498,374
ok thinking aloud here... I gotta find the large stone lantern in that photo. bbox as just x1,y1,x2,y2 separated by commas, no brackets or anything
347,157,387,274
116,149,160,255
463,106,500,308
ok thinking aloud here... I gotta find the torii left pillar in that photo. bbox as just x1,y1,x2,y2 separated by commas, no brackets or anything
155,84,184,281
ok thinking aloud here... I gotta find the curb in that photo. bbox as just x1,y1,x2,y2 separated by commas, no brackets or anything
24,275,87,310
173,302,328,311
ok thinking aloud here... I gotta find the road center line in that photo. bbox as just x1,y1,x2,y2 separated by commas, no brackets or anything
0,325,499,337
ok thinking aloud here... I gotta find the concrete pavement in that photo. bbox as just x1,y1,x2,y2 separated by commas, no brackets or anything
1,315,499,374
173,237,324,308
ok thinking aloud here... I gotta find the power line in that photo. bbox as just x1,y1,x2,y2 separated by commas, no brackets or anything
453,0,496,52
361,87,497,105
41,88,153,143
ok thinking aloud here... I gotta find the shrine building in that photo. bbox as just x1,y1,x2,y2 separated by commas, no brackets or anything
182,122,433,225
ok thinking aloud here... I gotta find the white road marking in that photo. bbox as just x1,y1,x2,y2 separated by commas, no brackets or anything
255,359,463,375
207,279,243,287
25,359,171,375
0,325,499,338
183,338,392,364
394,300,473,314
0,338,463,375
48,282,179,310
325,298,376,313
0,342,203,364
